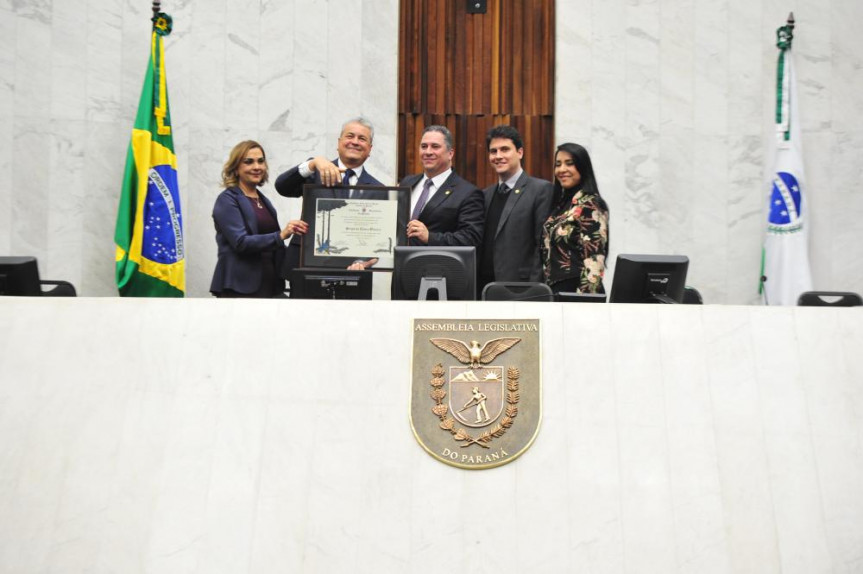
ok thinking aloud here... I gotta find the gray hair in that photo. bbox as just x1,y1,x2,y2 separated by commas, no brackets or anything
341,116,374,143
422,125,453,150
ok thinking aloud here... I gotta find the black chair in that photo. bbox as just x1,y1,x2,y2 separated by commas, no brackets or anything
797,291,862,307
40,280,77,297
481,282,554,302
0,256,77,296
682,286,703,304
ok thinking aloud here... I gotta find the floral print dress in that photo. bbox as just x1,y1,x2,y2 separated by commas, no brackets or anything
541,188,609,292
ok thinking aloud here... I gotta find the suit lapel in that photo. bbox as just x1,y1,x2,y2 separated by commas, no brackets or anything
495,172,529,238
420,172,456,219
235,187,260,233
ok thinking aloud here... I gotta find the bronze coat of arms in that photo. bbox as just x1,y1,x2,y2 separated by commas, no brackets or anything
410,319,541,469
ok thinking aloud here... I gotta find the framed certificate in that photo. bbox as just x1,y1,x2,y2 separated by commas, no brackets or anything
299,185,410,270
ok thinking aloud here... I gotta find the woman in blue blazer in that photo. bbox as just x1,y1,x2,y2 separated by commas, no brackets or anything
210,141,308,297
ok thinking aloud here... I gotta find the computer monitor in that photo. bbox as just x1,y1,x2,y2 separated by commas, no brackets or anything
609,254,689,304
392,246,476,301
556,292,607,303
290,268,373,300
0,256,42,296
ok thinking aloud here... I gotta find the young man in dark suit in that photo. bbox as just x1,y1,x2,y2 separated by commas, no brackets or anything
478,125,553,294
400,125,484,248
274,117,384,278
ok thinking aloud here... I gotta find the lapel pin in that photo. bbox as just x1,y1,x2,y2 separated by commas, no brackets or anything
515,189,521,194
445,190,451,195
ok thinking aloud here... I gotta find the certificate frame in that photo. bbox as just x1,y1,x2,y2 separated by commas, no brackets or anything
299,184,410,271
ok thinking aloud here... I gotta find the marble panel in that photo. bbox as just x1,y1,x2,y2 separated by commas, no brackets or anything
727,0,763,137
0,6,12,251
609,305,665,426
91,389,176,574
512,433,573,571
658,0,695,264
555,0,593,142
13,3,51,120
795,0,833,133
45,120,86,289
144,392,220,574
750,308,810,434
589,0,626,254
326,4,363,136
566,422,624,574
119,0,156,123
809,432,863,574
360,0,399,182
703,306,782,573
49,0,87,121
795,308,858,436
224,0,261,134
688,134,730,304
196,397,268,574
85,0,123,124
764,432,834,574
0,5,14,119
618,423,676,573
802,131,834,287
11,118,50,256
830,188,863,291
363,130,396,186
259,0,294,133
623,0,661,250
830,1,863,131
290,0,330,160
184,127,228,298
693,1,729,136
561,303,614,426
0,114,11,254
188,1,227,130
247,397,314,573
666,424,730,573
725,133,767,306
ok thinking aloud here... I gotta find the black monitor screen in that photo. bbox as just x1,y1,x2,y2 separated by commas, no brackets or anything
290,268,373,300
392,246,476,301
0,256,42,296
609,254,689,304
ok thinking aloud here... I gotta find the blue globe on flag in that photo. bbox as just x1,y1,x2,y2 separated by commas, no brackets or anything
768,171,802,226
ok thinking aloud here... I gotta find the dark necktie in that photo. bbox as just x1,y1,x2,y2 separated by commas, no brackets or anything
497,183,510,195
343,168,356,198
411,178,434,220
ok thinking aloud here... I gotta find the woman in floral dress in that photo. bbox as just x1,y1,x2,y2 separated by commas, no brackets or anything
541,142,610,294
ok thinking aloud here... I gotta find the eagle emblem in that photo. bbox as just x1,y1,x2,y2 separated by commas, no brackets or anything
429,337,521,369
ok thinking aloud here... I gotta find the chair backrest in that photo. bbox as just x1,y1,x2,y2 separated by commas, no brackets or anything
682,286,703,304
797,291,863,307
40,280,78,297
481,282,554,302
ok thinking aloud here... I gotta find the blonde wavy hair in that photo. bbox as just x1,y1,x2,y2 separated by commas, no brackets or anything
221,140,269,188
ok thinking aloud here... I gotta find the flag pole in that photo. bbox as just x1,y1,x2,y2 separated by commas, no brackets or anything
152,0,161,17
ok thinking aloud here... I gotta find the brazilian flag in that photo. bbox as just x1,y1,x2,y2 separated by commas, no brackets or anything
115,12,184,297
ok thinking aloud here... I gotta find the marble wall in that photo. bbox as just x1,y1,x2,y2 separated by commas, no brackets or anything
1,298,862,572
556,0,863,304
1,0,861,301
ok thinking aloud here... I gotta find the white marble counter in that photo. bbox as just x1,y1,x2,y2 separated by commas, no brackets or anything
0,298,861,572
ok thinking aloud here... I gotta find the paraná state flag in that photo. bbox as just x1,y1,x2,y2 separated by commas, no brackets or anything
761,19,812,305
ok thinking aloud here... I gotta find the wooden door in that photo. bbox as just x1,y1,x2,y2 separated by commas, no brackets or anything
398,0,555,189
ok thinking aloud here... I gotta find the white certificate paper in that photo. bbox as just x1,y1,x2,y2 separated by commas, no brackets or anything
313,198,398,267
